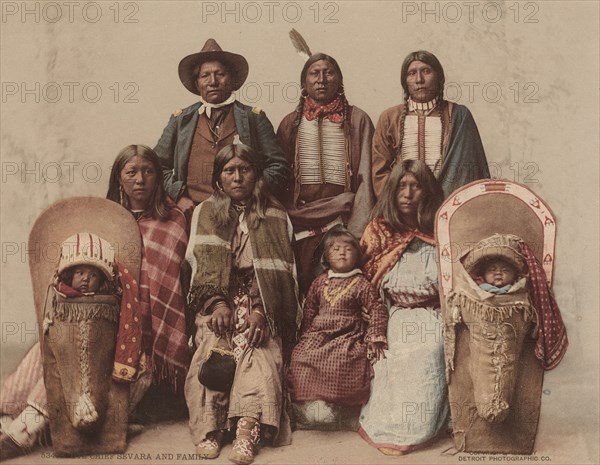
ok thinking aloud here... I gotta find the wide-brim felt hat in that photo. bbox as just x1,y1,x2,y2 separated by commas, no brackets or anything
178,39,249,95
462,233,527,276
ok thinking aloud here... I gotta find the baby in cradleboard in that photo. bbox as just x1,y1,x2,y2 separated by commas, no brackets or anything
1,251,110,457
287,226,388,430
57,260,110,295
463,234,527,297
477,257,520,294
0,232,141,460
45,232,142,388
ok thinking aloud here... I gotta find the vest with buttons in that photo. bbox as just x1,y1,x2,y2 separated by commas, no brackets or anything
187,108,237,203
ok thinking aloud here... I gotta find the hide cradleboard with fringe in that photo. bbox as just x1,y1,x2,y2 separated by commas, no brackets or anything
435,180,568,454
29,197,142,457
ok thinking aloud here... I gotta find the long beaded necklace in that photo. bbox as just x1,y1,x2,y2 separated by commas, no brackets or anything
406,97,444,173
410,97,438,162
323,275,360,306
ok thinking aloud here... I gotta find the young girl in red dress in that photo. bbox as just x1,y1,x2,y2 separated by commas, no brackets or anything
287,226,388,428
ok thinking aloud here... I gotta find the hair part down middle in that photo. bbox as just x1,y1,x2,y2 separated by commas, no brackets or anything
211,143,281,229
371,159,444,235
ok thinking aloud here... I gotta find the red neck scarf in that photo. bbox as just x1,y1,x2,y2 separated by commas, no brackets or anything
303,96,345,123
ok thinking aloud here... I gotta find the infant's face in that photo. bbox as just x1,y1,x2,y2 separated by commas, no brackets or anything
327,237,359,274
483,259,517,288
71,265,103,293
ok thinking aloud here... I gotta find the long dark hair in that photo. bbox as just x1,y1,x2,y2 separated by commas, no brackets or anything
397,50,448,160
106,144,170,220
371,160,444,235
293,53,350,128
211,143,282,229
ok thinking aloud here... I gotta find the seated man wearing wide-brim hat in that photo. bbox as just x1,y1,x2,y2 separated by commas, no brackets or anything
154,39,290,216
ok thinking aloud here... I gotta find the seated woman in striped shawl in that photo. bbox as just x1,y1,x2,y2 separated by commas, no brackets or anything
185,142,301,465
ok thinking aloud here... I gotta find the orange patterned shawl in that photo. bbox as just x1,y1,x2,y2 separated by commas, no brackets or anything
361,217,436,290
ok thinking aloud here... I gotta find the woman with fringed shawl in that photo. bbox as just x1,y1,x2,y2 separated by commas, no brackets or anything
106,144,191,405
371,50,489,199
0,145,190,460
185,142,301,465
277,53,375,295
358,160,448,456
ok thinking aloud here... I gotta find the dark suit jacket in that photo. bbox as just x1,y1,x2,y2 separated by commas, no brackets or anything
154,100,290,201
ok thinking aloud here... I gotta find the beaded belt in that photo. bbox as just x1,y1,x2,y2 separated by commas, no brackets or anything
294,217,343,242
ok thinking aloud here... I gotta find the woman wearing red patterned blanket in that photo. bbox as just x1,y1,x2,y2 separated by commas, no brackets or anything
0,145,190,460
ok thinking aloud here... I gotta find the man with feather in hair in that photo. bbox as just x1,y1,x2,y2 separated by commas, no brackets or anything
277,30,375,296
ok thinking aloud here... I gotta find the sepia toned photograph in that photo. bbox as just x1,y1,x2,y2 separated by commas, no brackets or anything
1,1,598,464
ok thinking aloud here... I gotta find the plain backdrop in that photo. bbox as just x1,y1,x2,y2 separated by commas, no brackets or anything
1,1,598,463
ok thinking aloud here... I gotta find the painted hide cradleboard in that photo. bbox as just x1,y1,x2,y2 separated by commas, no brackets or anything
28,197,142,457
435,180,567,454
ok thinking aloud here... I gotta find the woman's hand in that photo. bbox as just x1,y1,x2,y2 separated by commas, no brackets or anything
208,303,234,337
240,308,268,348
368,341,387,362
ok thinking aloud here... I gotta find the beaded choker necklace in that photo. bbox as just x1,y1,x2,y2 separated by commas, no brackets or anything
408,97,439,114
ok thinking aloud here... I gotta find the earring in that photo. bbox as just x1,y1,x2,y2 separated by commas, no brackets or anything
337,84,345,96
119,185,126,206
216,181,224,192
301,88,309,98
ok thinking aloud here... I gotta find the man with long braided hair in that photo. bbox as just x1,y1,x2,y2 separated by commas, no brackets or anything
372,50,489,199
277,53,375,295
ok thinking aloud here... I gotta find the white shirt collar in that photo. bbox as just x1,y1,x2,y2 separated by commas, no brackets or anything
198,94,237,118
327,268,362,279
